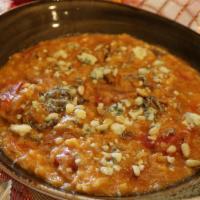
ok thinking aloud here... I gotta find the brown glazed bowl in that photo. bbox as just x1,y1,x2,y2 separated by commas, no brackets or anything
0,0,200,199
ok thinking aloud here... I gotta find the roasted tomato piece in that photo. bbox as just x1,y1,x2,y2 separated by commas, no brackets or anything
0,82,40,123
54,147,78,181
0,82,24,107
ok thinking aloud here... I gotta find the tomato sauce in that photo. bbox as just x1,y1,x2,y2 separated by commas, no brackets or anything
0,34,200,196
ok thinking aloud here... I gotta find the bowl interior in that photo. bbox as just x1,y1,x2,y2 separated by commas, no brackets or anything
0,0,200,199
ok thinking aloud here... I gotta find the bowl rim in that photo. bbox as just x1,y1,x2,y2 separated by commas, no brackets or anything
1,0,200,39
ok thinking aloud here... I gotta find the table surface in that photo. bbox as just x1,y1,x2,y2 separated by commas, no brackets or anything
0,0,200,200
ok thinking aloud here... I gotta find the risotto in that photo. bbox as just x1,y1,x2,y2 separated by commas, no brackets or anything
0,34,200,196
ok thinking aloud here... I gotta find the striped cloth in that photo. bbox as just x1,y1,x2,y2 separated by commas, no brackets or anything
114,0,200,33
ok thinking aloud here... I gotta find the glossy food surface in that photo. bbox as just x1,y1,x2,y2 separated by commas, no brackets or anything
1,34,200,196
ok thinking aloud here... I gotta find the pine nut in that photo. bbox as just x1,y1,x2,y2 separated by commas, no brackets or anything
167,145,177,154
132,165,140,177
181,143,190,158
186,159,200,167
